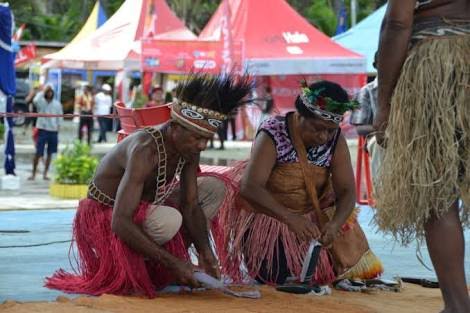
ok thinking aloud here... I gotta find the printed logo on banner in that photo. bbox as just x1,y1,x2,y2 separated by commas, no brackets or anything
193,50,217,58
176,59,185,69
282,32,309,44
286,46,303,55
193,50,206,58
144,57,160,67
193,60,216,69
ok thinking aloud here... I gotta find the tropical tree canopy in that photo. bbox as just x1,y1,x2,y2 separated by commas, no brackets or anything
10,0,387,41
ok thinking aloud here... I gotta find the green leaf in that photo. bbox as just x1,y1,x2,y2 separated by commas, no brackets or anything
53,140,98,185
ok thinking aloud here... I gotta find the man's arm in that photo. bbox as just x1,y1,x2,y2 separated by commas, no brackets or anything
240,132,321,242
321,134,356,246
375,0,415,129
178,156,210,252
112,144,198,286
33,91,44,111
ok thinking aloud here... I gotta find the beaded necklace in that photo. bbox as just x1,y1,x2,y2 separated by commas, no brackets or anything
88,127,185,207
143,127,186,205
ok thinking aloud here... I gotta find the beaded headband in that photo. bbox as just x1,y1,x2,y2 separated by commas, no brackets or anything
300,87,359,124
171,100,227,136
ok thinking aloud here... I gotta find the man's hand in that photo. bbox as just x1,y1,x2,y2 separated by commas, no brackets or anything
320,221,341,248
171,259,200,288
373,105,390,147
198,249,221,279
285,213,321,242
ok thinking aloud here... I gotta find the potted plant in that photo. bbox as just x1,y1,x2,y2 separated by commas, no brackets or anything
49,141,98,199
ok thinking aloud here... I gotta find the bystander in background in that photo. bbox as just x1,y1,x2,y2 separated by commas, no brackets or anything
28,84,63,181
94,84,112,143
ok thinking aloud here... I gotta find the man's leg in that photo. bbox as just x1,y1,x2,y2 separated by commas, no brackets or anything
44,131,58,180
78,118,84,142
424,202,470,313
29,130,46,180
99,117,107,143
196,176,227,220
143,205,183,245
86,118,93,145
28,155,41,181
43,153,52,180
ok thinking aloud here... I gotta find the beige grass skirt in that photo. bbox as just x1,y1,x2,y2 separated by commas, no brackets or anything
375,34,470,245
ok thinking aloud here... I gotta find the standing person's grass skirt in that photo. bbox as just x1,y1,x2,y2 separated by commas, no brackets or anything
375,27,470,245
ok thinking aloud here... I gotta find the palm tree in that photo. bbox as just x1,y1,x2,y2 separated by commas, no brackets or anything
168,0,219,33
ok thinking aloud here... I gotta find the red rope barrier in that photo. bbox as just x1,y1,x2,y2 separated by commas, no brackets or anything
0,112,119,119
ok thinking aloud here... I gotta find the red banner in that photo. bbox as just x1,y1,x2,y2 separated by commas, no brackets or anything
141,39,224,74
15,44,36,66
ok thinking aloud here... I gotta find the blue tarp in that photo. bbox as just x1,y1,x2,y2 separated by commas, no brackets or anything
333,5,386,74
0,4,16,175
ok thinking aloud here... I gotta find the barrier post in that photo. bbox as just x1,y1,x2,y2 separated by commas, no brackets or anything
355,135,374,206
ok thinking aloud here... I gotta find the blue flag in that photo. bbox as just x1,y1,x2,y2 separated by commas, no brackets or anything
335,3,348,35
0,4,16,175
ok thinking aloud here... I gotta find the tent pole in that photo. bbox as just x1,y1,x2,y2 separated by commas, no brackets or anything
351,0,357,26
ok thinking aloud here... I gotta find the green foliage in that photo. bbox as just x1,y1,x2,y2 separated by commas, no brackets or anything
306,0,337,36
53,141,98,185
0,123,4,140
131,89,147,108
168,0,219,33
11,0,386,41
10,0,93,42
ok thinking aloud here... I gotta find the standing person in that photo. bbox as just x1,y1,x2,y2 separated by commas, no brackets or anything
76,84,94,145
46,73,253,298
94,84,113,143
28,84,63,181
350,53,383,183
374,1,470,312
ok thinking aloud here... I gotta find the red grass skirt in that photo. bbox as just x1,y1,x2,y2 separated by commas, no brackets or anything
45,172,233,298
214,162,337,285
45,199,189,298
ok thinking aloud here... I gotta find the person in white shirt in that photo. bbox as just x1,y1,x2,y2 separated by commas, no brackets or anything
350,53,383,186
94,84,113,143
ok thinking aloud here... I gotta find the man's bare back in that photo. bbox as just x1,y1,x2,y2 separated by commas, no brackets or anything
91,124,182,204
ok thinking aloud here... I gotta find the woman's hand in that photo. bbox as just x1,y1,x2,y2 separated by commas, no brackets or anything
285,213,321,242
320,221,341,248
